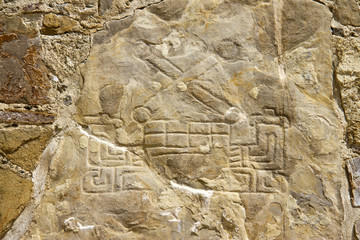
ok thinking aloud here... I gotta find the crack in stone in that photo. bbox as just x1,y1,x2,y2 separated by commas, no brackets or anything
78,126,128,152
273,0,286,87
2,135,62,240
311,0,327,6
0,155,32,179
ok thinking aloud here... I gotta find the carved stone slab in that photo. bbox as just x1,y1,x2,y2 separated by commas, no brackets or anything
1,0,345,239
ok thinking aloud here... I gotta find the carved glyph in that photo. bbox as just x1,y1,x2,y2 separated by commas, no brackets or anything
79,131,150,193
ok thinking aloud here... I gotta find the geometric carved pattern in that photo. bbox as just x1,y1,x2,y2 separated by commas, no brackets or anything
83,168,114,193
81,133,148,193
86,137,142,167
228,110,288,193
82,167,151,193
81,109,288,194
144,109,289,194
144,120,230,153
230,123,284,170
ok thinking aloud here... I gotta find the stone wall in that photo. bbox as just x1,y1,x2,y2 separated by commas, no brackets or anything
0,0,359,239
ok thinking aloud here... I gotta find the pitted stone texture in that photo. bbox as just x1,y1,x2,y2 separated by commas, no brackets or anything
0,111,55,125
335,37,360,148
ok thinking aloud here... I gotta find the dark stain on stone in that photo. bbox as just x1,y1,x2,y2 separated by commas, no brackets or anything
147,0,188,21
0,111,56,125
63,95,72,106
99,85,123,116
99,0,115,15
0,24,51,105
22,3,42,13
331,27,345,37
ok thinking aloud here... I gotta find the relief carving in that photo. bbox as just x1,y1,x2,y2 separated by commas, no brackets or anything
9,0,343,239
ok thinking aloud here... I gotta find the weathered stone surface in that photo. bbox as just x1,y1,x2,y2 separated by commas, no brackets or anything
333,0,360,27
0,169,32,239
0,111,55,125
41,13,80,35
0,123,52,238
17,0,342,239
1,0,360,239
335,36,360,148
0,16,51,105
347,158,360,206
0,126,53,171
0,6,56,237
147,0,188,21
355,218,360,240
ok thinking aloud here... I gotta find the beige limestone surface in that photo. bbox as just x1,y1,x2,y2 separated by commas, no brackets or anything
0,0,360,239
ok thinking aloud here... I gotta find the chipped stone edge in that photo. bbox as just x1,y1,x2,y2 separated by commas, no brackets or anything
64,217,95,231
2,136,62,240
